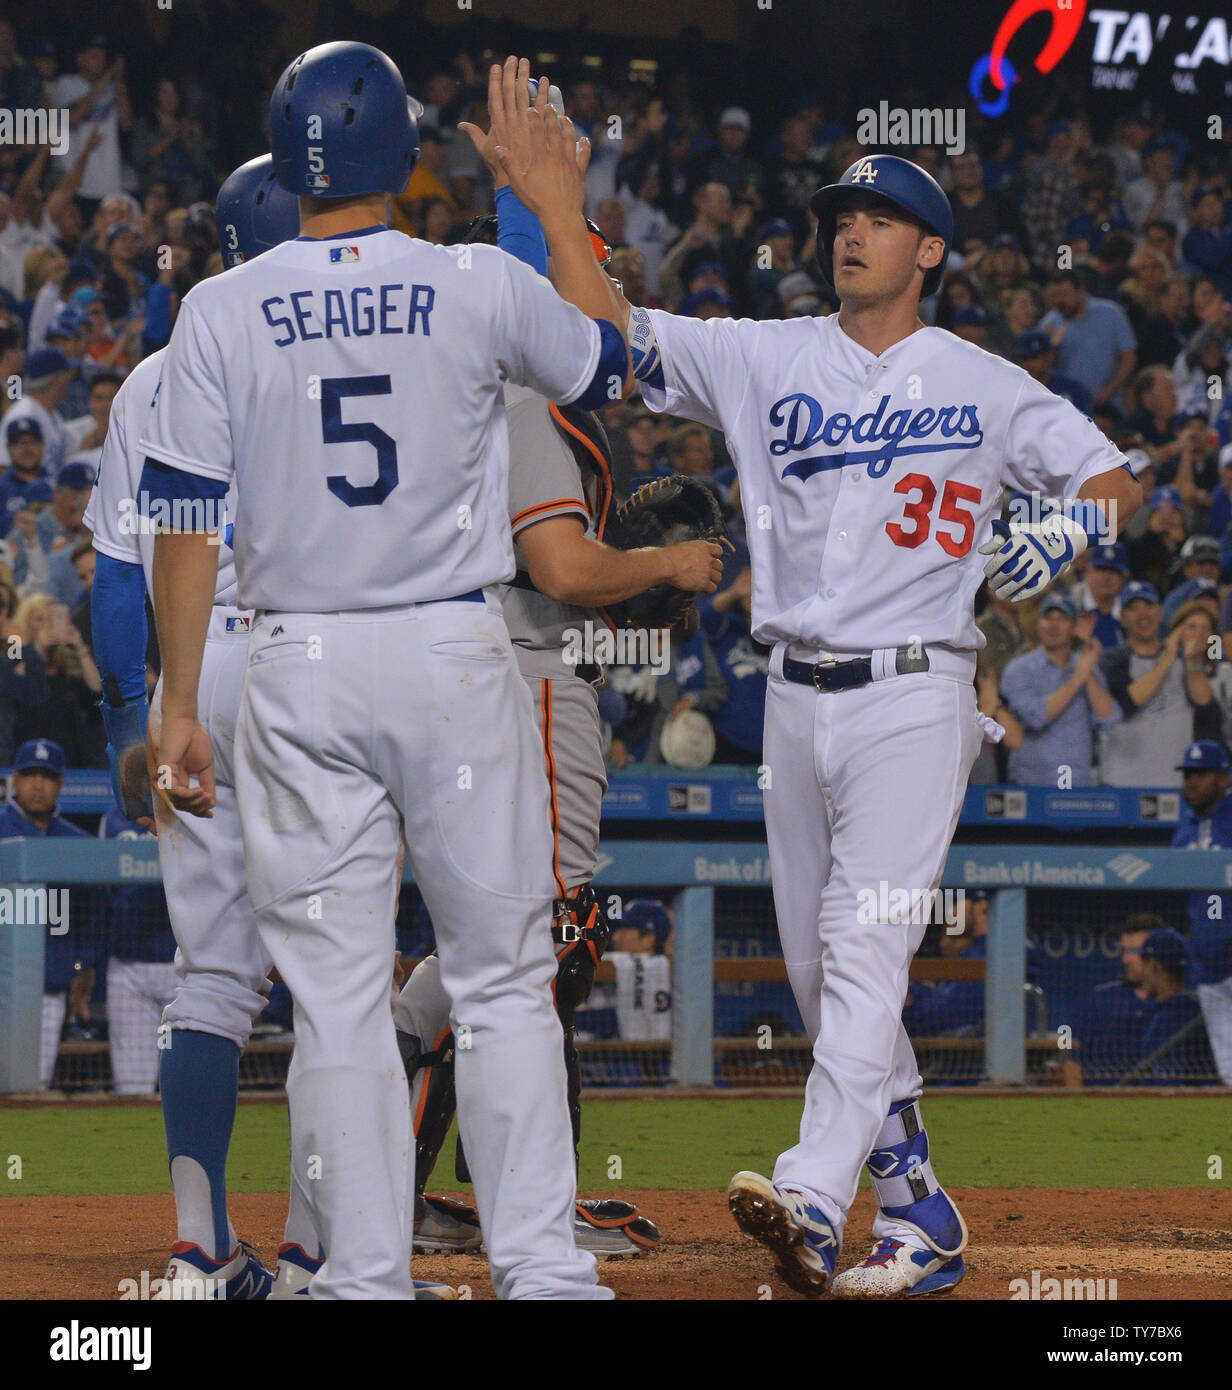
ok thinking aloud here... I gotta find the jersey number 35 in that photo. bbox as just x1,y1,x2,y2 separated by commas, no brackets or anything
885,474,982,557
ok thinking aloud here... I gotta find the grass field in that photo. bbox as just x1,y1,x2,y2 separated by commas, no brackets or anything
2,1094,1227,1196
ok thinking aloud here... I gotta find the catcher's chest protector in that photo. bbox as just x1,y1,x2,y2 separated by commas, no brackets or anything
548,402,616,542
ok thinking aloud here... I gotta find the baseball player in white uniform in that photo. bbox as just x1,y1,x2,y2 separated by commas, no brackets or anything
90,153,456,1303
488,66,1141,1297
87,163,287,1298
141,43,630,1300
396,202,718,1260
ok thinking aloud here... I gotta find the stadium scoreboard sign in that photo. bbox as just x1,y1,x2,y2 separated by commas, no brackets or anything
971,0,1232,114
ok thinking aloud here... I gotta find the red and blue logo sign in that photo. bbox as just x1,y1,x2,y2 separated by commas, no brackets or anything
970,0,1088,116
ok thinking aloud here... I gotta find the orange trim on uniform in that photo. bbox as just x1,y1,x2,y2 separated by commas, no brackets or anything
540,679,567,900
548,404,613,539
412,1025,454,1136
511,497,588,531
549,402,619,633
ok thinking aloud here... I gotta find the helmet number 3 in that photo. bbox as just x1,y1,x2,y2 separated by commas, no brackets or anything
320,375,399,507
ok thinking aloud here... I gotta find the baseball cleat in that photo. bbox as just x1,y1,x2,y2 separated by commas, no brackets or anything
164,1239,274,1300
413,1276,459,1301
270,1242,459,1300
831,1238,965,1298
269,1242,323,1299
413,1193,483,1254
573,1198,662,1259
727,1171,838,1296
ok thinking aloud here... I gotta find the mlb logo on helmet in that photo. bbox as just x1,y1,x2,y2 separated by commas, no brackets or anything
330,246,360,263
308,172,330,190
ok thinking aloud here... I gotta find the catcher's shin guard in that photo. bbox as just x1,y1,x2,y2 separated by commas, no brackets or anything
553,884,610,1156
397,1025,456,1193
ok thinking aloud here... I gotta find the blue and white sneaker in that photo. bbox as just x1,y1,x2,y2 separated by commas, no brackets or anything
727,1171,838,1296
269,1242,323,1299
832,1187,968,1299
270,1242,458,1300
165,1239,274,1300
831,1235,965,1298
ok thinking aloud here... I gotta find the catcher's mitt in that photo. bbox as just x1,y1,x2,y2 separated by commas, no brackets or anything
602,474,727,631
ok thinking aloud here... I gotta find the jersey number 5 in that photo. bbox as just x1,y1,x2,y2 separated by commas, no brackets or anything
320,375,399,507
885,474,981,556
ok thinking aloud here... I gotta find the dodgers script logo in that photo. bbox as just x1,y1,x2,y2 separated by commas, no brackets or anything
769,392,985,481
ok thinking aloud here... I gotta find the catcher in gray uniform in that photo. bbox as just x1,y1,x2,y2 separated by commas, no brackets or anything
396,217,724,1258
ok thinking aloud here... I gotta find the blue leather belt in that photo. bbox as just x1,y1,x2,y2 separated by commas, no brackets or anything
783,646,931,693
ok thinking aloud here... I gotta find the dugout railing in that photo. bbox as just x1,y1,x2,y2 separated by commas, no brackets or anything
0,838,1227,1093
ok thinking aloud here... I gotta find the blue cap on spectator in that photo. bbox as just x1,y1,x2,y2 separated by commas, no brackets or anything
5,416,42,443
56,462,94,491
758,218,793,242
1122,579,1160,606
954,305,988,326
24,347,72,386
1144,136,1172,158
1015,328,1054,359
70,287,100,310
1139,927,1189,969
990,232,1022,252
681,287,731,315
12,739,66,777
1039,592,1076,618
46,311,81,340
689,261,727,283
1090,542,1128,573
621,898,671,946
1176,739,1230,771
1150,485,1184,511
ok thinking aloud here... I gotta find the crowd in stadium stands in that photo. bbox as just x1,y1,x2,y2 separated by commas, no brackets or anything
1,26,1231,777
2,24,1231,1087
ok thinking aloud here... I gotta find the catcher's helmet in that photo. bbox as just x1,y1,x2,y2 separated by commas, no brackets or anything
809,154,952,298
215,155,300,270
270,41,421,199
462,213,612,268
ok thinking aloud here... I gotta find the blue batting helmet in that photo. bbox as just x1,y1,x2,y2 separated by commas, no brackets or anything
809,154,953,298
215,156,301,270
270,41,420,199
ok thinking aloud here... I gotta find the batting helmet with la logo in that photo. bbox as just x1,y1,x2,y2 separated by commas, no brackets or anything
809,153,953,296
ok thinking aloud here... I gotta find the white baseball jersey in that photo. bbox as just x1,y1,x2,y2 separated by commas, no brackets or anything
640,312,1127,652
139,229,602,613
609,952,672,1042
86,350,241,607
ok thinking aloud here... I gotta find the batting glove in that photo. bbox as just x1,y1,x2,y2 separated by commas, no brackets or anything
978,509,1095,602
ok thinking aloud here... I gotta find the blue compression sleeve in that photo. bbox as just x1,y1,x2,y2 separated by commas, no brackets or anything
92,551,149,707
494,185,549,277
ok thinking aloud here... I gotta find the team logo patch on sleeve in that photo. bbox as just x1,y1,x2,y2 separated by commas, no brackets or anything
330,245,360,263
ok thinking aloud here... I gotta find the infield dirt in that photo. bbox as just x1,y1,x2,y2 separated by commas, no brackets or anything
3,1186,1229,1300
